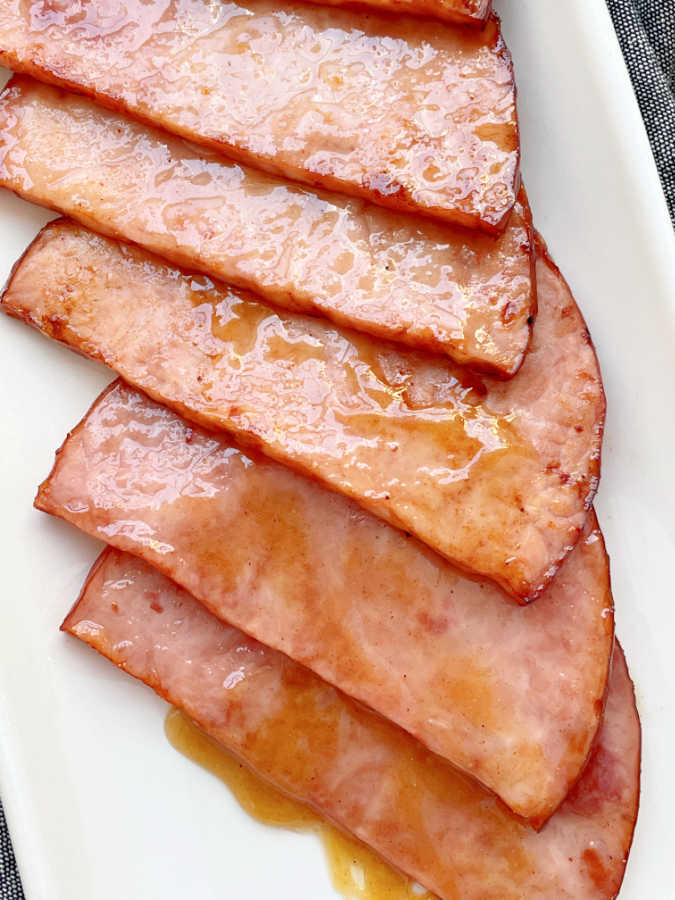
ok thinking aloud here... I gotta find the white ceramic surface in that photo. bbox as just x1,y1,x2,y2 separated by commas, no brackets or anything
0,1,674,897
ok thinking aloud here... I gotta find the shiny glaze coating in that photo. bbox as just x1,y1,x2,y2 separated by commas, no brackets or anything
164,706,438,900
0,0,519,231
165,707,438,900
0,78,534,375
304,0,491,26
64,550,641,900
4,221,605,601
37,380,613,822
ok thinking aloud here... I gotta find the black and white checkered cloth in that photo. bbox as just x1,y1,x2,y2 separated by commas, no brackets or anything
0,3,673,898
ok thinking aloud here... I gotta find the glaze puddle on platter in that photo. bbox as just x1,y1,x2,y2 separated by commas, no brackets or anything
165,708,436,900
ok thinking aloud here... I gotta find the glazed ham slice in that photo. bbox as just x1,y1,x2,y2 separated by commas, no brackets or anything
0,1,518,232
6,220,602,600
5,221,604,602
64,548,641,900
309,0,491,26
35,379,612,822
0,78,534,375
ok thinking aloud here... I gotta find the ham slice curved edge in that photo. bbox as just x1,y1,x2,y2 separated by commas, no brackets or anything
63,547,640,900
2,220,605,602
34,379,612,823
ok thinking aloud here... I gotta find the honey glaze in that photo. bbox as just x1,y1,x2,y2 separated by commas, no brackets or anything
165,708,436,900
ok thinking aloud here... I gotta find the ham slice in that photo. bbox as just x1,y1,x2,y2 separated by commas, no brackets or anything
0,77,534,375
307,0,491,26
0,1,518,232
4,221,604,602
35,379,613,822
63,547,641,900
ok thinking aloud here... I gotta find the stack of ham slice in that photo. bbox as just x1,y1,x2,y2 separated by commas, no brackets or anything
0,1,640,897
0,76,534,375
0,0,518,230
63,548,638,900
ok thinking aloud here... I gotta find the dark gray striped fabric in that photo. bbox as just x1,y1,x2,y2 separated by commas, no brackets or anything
0,804,22,900
607,0,675,224
0,3,673,898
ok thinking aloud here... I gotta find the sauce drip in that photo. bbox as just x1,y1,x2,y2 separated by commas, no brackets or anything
165,708,436,900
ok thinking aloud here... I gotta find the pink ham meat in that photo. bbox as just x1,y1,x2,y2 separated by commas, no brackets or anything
0,77,534,376
0,1,518,232
35,379,613,823
4,221,605,603
307,0,491,26
63,548,641,900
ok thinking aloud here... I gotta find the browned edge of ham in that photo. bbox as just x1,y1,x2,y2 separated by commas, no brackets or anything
0,76,535,376
0,1,519,232
301,0,492,27
34,378,613,823
2,220,605,603
63,547,641,900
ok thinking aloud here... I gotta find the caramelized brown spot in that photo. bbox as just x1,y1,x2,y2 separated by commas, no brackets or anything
582,848,610,891
47,313,67,338
416,611,449,635
473,123,518,154
502,301,516,324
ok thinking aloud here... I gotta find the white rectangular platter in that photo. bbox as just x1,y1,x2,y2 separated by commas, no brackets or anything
1,1,674,897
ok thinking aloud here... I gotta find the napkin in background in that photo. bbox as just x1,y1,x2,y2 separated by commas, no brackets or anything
607,0,675,225
1,2,674,898
0,805,21,900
